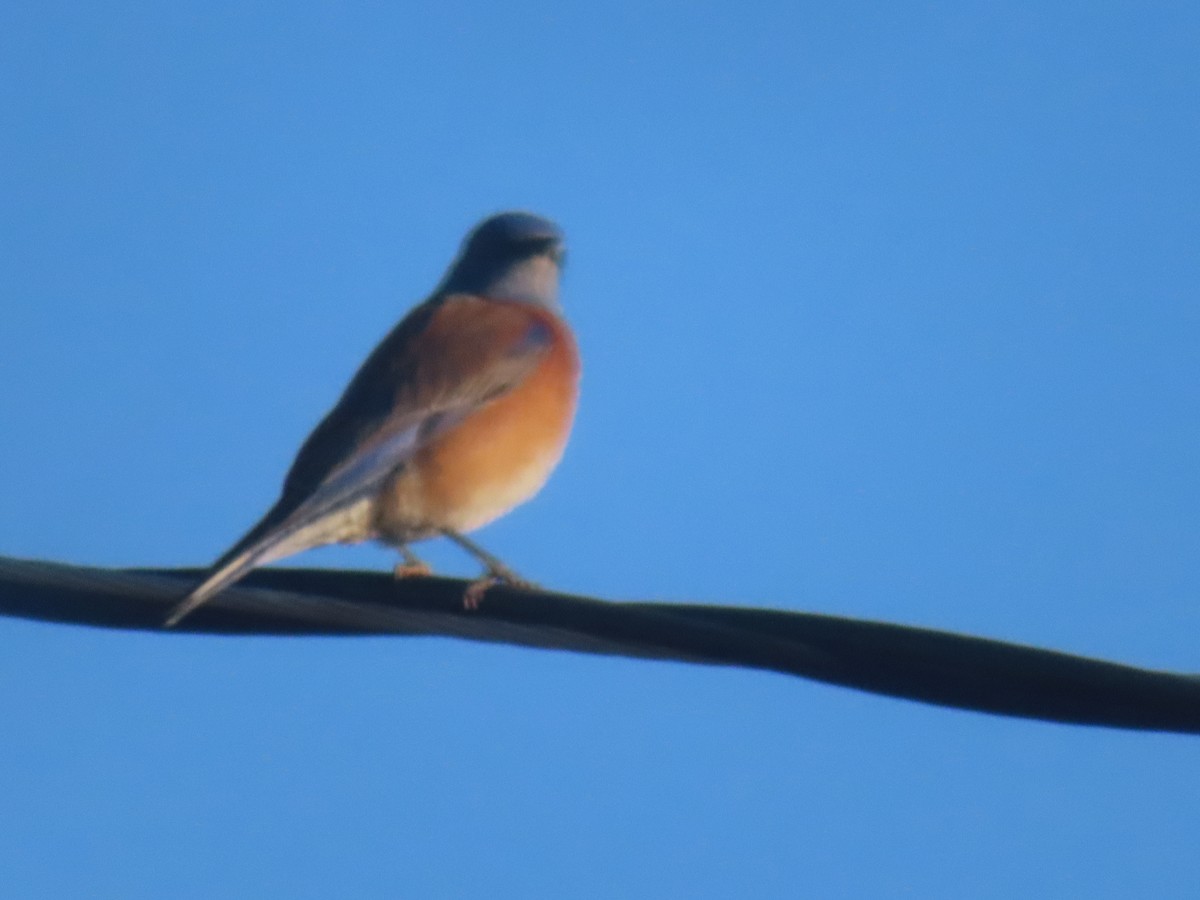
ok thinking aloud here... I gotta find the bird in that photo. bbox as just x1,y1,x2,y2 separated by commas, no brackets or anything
164,211,579,627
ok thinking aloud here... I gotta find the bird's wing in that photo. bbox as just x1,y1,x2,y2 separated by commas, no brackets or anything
165,295,557,625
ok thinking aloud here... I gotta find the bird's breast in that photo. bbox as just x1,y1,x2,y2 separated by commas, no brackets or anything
378,311,579,538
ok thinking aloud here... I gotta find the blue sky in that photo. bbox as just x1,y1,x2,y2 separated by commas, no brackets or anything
2,1,1198,896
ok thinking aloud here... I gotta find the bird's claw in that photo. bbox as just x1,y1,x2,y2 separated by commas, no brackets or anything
463,568,537,610
393,562,433,579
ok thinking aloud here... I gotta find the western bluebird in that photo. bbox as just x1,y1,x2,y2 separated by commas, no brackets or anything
165,212,579,626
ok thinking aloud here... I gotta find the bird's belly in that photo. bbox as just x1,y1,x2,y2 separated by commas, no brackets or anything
376,341,578,540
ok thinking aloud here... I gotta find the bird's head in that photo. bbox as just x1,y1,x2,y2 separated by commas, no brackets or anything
438,211,566,308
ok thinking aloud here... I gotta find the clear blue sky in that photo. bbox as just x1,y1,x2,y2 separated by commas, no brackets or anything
2,1,1198,896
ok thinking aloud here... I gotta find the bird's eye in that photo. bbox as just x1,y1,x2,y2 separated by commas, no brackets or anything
522,236,564,258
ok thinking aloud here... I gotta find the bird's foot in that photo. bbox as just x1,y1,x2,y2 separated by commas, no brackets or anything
439,530,536,609
393,547,433,580
393,562,433,579
462,565,537,610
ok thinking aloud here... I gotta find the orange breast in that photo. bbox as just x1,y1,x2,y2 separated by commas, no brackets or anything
380,307,579,538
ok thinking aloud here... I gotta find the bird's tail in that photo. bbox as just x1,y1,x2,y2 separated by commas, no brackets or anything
164,500,371,627
164,551,276,628
164,526,292,628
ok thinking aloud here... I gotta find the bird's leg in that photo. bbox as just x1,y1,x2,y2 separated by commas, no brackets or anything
442,529,536,609
442,529,531,584
393,545,433,579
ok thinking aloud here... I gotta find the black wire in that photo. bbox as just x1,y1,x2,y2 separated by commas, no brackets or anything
1,555,1197,734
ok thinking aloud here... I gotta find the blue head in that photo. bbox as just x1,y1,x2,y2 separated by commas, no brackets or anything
437,212,566,308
